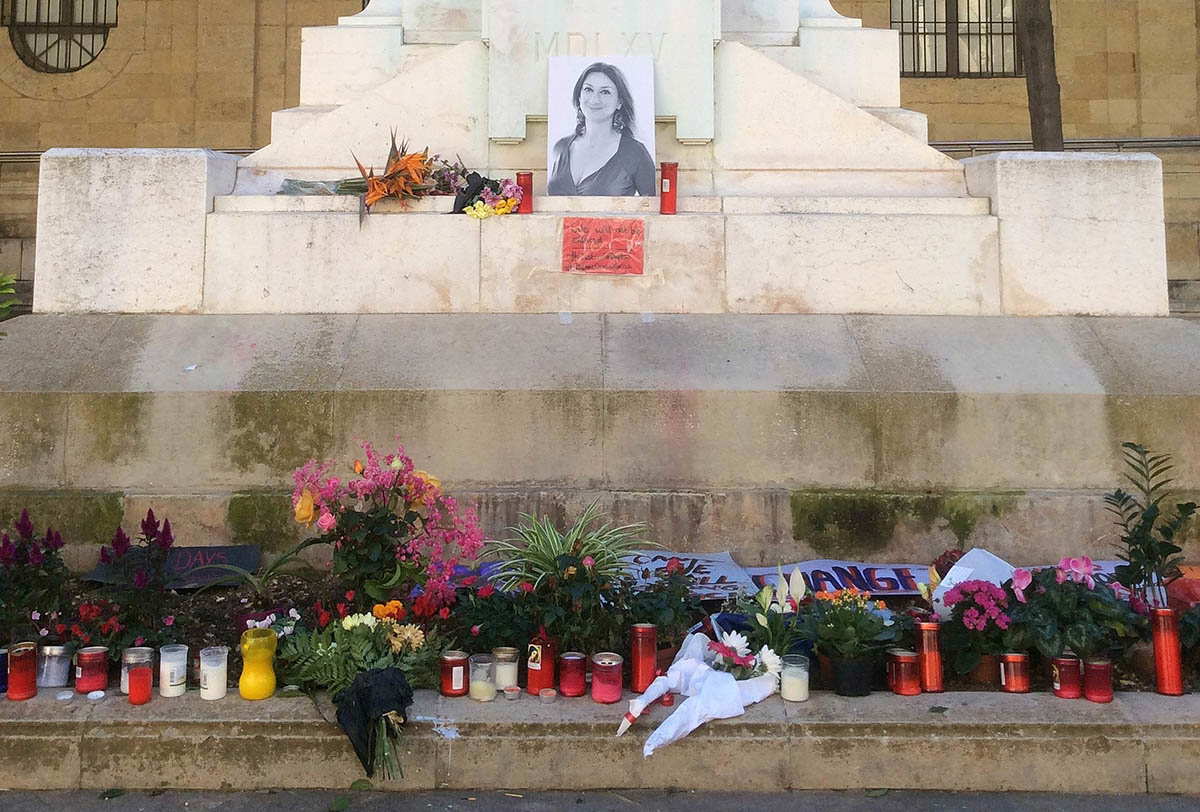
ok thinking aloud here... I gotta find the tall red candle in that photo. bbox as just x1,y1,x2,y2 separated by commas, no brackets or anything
1152,607,1185,696
916,622,944,693
128,664,152,705
891,650,921,696
75,646,110,693
659,163,678,215
1051,656,1082,699
439,650,469,697
999,653,1031,693
591,652,623,704
526,638,556,696
516,172,533,214
1083,659,1114,704
558,652,586,697
630,623,657,694
6,642,36,701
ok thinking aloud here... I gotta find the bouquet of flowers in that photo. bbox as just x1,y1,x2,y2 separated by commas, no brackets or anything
940,579,1019,674
708,629,782,683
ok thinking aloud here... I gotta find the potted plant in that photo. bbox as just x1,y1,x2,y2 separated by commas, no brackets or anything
623,556,704,668
1009,558,1144,703
801,588,897,697
939,579,1015,686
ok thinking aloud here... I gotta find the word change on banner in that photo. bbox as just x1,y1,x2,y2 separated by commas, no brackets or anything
624,550,757,600
562,217,645,275
744,560,929,597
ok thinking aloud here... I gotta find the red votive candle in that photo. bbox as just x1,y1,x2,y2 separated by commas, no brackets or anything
6,642,36,701
128,664,152,706
75,646,110,694
558,652,587,697
1083,659,1114,704
516,172,533,214
891,649,922,696
526,639,556,696
659,162,678,215
916,622,944,693
1000,653,1031,693
591,652,623,704
1152,607,1185,696
1051,656,1082,699
440,650,469,698
630,623,657,694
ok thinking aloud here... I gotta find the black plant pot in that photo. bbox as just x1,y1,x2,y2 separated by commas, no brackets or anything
832,656,874,697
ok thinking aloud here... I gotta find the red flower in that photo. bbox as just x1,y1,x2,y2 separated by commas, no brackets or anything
336,602,349,618
314,601,332,629
78,603,102,623
70,623,85,639
461,575,478,587
438,607,451,620
665,557,685,575
518,582,534,594
55,623,67,636
344,590,356,602
478,584,496,599
100,617,123,635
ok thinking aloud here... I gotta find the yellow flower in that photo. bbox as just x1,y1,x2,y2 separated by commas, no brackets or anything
389,623,425,653
353,459,364,475
294,488,316,525
564,566,577,578
411,470,442,506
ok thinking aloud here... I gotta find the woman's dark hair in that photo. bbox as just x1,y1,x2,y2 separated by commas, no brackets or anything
573,62,636,137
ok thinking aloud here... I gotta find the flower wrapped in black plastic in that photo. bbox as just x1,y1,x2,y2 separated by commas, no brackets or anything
333,667,415,779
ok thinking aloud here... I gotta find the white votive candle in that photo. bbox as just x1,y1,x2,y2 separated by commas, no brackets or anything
781,654,810,702
159,644,188,698
494,660,518,690
469,680,498,701
199,646,229,701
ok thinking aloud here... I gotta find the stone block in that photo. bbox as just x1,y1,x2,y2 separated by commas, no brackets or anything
300,27,417,105
202,212,481,313
1166,221,1200,280
963,152,1170,316
865,106,929,142
0,238,20,276
724,212,1001,315
758,26,901,107
33,149,238,314
0,393,68,488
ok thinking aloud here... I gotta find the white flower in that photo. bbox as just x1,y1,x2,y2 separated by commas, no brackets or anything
39,628,48,637
721,629,750,657
758,646,782,676
341,613,376,631
288,608,301,621
30,611,40,621
245,619,256,629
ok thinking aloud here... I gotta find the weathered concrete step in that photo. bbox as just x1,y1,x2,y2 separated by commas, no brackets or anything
0,688,1196,793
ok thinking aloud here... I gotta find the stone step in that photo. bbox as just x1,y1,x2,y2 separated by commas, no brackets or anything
0,688,1195,793
212,194,991,216
1169,279,1200,313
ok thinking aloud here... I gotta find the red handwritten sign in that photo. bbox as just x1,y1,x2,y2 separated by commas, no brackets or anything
562,217,645,275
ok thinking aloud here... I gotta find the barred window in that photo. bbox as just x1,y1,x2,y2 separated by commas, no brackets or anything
3,0,119,73
891,0,1022,78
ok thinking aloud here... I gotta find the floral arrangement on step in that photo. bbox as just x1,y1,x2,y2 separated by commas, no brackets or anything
708,628,782,683
743,565,808,656
939,579,1018,674
461,177,524,219
0,509,68,642
800,587,898,661
96,509,181,638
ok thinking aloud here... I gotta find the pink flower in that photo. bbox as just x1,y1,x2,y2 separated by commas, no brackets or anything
519,582,534,594
582,556,595,569
134,637,145,646
478,584,496,599
316,510,336,533
162,615,174,627
438,607,451,620
461,575,477,587
470,624,481,636
1011,569,1032,603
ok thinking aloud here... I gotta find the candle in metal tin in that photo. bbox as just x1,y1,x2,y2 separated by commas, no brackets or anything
1151,607,1185,696
516,172,533,214
1051,656,1082,699
120,646,154,694
36,644,71,688
630,623,657,694
891,649,922,696
659,162,679,215
558,652,587,697
916,622,944,693
492,647,519,691
74,646,110,694
590,652,623,704
7,642,37,701
440,650,469,697
999,652,1031,693
1083,659,1114,704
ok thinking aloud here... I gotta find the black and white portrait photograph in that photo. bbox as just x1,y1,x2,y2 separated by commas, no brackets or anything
547,55,657,197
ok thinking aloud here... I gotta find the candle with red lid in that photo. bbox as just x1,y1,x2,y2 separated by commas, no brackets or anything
591,652,623,704
659,162,678,215
75,646,110,693
1051,656,1082,699
558,652,586,697
6,642,36,701
891,649,921,696
516,172,533,214
630,623,657,694
526,635,556,696
440,650,468,697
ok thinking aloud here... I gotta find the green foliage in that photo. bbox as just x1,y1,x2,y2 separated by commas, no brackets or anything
332,504,428,603
0,510,69,644
279,620,446,695
188,537,324,607
449,587,536,654
1010,567,1144,660
624,567,704,649
1106,442,1197,607
799,590,899,660
526,555,626,654
485,502,651,591
0,274,16,322
1181,604,1200,652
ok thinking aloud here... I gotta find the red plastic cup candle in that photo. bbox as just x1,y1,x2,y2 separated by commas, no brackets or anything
558,652,587,697
916,622,944,693
1051,656,1083,699
439,650,469,697
6,642,36,701
1151,607,1185,696
891,650,922,696
659,162,678,215
516,172,533,214
590,652,624,704
125,647,153,706
630,623,657,694
1083,659,1114,704
526,639,556,696
999,653,1031,693
74,646,110,694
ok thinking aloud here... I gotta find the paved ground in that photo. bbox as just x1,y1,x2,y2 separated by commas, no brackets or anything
0,791,1197,812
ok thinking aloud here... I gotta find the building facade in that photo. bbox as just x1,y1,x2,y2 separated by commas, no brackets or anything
2,0,1199,307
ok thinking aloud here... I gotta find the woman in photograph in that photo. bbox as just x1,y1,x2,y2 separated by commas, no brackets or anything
548,62,657,197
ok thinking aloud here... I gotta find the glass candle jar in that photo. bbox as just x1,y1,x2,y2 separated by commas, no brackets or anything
0,648,8,694
780,654,810,702
199,646,229,701
492,647,519,691
591,652,623,704
630,623,657,694
440,650,469,697
37,644,71,688
1083,659,1114,704
891,650,921,696
516,172,533,214
125,648,153,706
238,630,276,700
916,622,944,693
1051,656,1082,699
558,652,587,697
120,647,155,694
7,642,37,701
469,654,497,702
526,639,556,696
999,653,1031,694
159,644,189,698
75,646,110,694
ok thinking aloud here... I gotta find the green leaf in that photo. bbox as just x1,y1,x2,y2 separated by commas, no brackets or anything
349,779,373,791
329,797,352,812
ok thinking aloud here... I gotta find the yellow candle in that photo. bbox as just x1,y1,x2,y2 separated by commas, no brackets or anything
469,679,497,701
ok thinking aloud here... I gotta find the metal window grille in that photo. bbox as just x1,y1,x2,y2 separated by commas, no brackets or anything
891,0,1022,78
4,0,118,73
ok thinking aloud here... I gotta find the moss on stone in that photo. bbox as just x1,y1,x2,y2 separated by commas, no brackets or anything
0,489,124,546
226,392,334,476
790,490,1020,557
72,393,146,464
227,490,299,553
